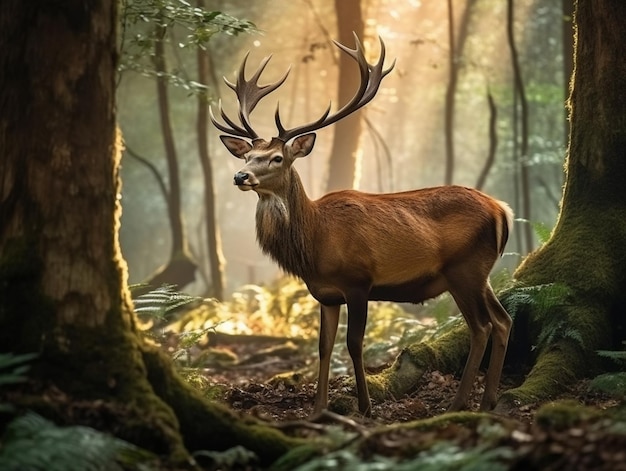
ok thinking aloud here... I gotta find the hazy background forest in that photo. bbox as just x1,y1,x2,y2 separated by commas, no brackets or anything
116,0,568,297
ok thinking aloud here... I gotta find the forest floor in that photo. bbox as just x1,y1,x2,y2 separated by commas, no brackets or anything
183,332,626,470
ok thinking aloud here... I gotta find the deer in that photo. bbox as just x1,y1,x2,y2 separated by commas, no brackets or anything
211,34,513,417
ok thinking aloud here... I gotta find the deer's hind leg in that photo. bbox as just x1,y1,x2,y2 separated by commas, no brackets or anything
445,265,501,411
479,284,512,411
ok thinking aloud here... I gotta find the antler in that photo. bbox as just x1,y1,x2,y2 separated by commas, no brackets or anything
210,53,290,140
211,33,395,142
276,33,395,142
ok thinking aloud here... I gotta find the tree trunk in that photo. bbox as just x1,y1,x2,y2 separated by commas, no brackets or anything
444,0,456,185
372,0,626,411
325,0,365,192
507,0,534,255
0,2,298,466
497,0,626,408
443,0,477,185
145,17,197,292
562,0,575,144
196,9,226,300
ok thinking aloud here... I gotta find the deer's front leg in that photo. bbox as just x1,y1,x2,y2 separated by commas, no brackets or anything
313,303,340,415
346,290,371,416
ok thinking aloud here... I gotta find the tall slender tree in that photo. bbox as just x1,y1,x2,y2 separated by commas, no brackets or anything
143,13,197,291
325,0,365,191
196,0,226,300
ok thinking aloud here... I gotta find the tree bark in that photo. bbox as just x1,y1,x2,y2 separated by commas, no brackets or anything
373,0,626,411
0,2,299,466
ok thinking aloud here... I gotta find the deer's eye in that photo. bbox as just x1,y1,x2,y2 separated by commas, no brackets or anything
271,155,283,163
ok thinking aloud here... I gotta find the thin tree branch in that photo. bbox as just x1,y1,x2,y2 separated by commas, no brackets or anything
475,90,498,191
123,144,170,203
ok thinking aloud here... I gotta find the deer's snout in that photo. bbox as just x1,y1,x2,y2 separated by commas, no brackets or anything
234,172,249,186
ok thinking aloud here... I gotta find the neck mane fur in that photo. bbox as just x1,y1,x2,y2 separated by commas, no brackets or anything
255,169,316,278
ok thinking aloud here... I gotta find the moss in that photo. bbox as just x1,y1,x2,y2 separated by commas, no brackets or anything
516,207,626,302
394,410,494,431
328,394,360,415
497,341,583,409
141,345,306,467
369,349,425,401
18,324,190,462
372,322,470,400
534,400,602,430
403,322,471,373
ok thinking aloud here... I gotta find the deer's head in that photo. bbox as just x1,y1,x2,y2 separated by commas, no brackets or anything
211,34,395,195
219,135,315,194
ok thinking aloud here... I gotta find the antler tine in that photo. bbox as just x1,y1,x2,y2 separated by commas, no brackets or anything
211,52,291,140
209,100,251,138
276,34,395,142
275,101,332,137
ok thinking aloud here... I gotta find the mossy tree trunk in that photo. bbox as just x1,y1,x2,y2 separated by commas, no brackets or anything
374,0,626,410
0,2,297,466
495,0,626,408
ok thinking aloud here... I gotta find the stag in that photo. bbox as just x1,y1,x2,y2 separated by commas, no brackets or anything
211,34,513,416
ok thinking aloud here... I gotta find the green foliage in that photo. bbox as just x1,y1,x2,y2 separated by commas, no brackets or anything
0,412,155,471
596,349,626,366
122,0,257,40
289,433,515,471
590,349,626,400
589,373,626,400
512,218,555,246
531,220,553,244
535,318,584,351
193,445,258,470
173,278,320,339
499,282,570,320
119,0,257,91
0,352,38,387
0,352,38,413
499,282,581,352
131,283,205,321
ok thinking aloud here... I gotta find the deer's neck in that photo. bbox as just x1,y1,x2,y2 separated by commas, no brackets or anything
255,170,317,278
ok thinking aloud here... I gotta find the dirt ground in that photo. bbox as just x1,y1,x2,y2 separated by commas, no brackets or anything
195,333,614,424
188,333,626,470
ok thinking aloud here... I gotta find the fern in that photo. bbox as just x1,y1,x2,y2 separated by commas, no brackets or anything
0,352,38,387
591,349,626,400
588,372,626,400
0,412,155,471
193,445,258,469
0,352,38,413
499,282,584,352
596,349,626,366
531,221,553,244
131,283,205,320
535,319,585,351
499,283,570,319
515,218,553,245
290,441,515,471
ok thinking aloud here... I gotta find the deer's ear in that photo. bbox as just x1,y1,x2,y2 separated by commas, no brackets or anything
291,133,316,158
220,136,252,158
